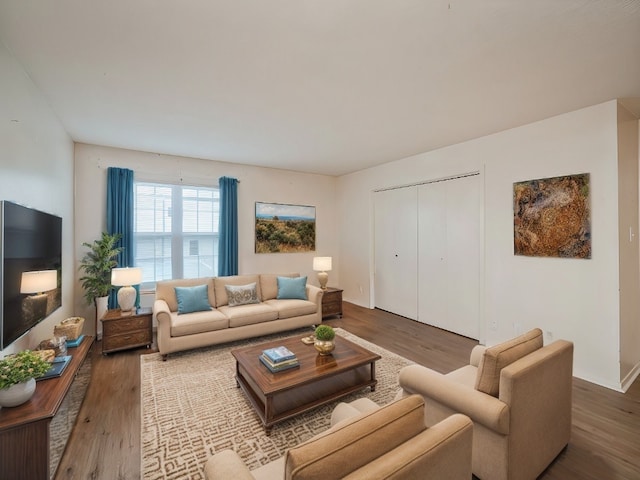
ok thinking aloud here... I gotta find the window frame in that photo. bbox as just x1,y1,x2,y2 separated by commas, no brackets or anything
133,180,220,290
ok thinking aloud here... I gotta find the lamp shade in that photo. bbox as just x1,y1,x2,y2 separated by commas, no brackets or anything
313,257,332,272
111,267,143,287
20,270,57,294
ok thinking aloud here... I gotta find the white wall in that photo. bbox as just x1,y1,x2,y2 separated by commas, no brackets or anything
338,100,629,390
74,144,339,331
0,44,75,354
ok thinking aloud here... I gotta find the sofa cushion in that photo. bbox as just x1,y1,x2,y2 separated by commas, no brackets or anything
214,275,261,307
260,273,299,301
266,299,317,319
475,328,543,396
225,282,260,307
156,278,215,312
284,394,426,480
277,276,308,300
175,284,212,314
169,310,229,337
217,303,279,327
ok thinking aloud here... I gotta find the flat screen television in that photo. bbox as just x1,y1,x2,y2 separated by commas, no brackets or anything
0,201,62,349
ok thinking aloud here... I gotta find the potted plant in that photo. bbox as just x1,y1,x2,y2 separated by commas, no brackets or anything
0,350,52,407
79,232,123,328
314,324,336,356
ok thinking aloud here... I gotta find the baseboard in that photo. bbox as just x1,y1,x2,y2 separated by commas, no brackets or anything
621,361,640,392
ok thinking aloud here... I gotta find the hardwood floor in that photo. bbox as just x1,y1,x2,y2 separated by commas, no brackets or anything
56,302,640,479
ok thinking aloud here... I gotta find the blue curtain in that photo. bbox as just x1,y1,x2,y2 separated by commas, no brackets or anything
218,176,239,276
106,167,136,308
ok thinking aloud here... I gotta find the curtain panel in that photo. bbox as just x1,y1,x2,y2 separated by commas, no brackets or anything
218,176,239,276
106,167,136,308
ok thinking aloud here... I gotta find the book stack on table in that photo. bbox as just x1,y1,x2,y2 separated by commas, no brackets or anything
260,346,299,373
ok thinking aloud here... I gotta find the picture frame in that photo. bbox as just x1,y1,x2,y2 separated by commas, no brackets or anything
513,173,591,259
255,202,316,253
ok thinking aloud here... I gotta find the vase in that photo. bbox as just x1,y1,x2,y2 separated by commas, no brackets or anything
95,295,109,340
314,338,335,356
0,378,36,407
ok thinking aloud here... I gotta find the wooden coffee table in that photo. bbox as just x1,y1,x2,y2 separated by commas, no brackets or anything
231,333,381,434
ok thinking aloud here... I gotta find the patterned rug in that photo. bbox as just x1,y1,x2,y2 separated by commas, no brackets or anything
140,328,414,480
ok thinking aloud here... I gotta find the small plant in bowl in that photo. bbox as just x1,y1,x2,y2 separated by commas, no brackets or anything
314,325,336,355
314,325,335,341
0,350,52,407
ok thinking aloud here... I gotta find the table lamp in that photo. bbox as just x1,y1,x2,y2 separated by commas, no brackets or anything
111,267,142,313
313,257,332,290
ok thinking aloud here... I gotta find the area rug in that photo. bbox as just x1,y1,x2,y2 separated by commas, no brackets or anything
140,328,414,480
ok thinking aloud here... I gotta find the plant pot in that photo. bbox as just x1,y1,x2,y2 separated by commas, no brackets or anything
314,338,335,356
95,296,109,340
0,378,36,407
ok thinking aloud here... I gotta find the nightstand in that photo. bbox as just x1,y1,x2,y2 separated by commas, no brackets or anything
321,287,343,319
101,307,153,354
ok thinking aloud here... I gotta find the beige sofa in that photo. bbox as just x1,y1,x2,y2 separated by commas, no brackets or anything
204,394,473,480
396,328,574,480
153,273,323,359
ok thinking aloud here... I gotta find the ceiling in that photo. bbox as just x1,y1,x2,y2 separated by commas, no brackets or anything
1,1,639,176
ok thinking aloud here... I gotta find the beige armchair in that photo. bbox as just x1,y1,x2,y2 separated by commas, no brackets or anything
397,328,573,480
204,394,473,480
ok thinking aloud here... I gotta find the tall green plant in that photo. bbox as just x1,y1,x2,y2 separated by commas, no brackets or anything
79,232,123,305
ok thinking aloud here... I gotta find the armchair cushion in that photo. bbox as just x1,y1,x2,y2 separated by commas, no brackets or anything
345,414,473,480
475,328,543,396
284,394,426,480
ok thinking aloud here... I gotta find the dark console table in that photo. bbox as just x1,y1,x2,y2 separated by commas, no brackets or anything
0,336,93,480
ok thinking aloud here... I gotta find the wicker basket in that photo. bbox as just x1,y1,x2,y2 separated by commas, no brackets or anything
54,316,85,340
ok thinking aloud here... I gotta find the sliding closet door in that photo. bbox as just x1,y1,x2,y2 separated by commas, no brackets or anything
417,181,447,326
374,187,418,320
418,175,480,339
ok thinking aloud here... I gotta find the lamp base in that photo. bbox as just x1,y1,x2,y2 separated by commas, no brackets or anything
117,285,136,313
317,271,329,290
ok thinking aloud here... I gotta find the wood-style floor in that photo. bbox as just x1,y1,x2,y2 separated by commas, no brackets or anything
56,302,640,480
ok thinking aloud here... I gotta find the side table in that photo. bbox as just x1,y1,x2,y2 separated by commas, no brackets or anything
321,287,343,319
101,307,153,354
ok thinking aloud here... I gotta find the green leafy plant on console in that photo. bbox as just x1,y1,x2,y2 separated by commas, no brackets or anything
0,350,51,389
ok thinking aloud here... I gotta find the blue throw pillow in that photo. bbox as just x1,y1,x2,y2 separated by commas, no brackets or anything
277,276,308,300
175,284,212,314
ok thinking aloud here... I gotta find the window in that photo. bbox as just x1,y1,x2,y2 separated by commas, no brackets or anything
134,182,220,289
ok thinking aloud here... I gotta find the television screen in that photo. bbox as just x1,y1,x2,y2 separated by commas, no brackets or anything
1,201,62,349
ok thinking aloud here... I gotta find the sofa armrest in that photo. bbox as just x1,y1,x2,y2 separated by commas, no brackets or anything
398,364,510,434
153,299,172,325
153,299,173,355
469,344,486,367
306,285,324,324
306,284,323,307
204,450,255,480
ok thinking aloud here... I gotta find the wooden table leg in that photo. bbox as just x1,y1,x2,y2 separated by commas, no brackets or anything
370,361,377,392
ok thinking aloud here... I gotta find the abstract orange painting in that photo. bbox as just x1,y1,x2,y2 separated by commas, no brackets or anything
514,173,591,259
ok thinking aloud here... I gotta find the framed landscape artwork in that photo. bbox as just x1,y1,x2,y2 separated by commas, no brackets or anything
513,173,591,259
255,202,316,253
